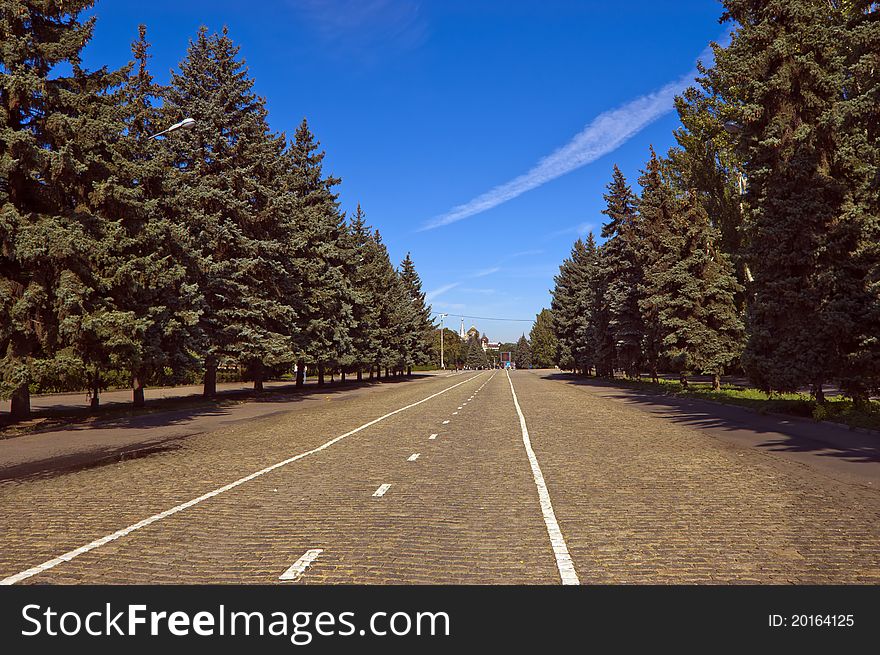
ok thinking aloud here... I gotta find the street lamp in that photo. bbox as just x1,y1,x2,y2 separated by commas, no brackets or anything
149,117,196,139
438,313,448,370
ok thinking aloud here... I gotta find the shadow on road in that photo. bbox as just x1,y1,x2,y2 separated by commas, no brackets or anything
0,375,433,439
538,372,880,465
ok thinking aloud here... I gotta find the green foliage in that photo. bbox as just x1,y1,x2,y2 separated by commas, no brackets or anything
514,335,532,369
464,335,487,369
0,18,434,418
529,309,557,368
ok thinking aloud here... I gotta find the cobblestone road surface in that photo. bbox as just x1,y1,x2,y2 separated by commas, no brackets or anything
1,370,877,584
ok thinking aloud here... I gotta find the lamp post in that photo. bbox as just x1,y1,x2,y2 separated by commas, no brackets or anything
148,117,196,139
438,313,448,370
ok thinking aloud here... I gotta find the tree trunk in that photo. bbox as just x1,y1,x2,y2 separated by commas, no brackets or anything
407,366,412,376
341,370,346,382
679,372,688,388
813,381,825,404
357,368,363,382
253,361,264,392
90,370,101,410
296,360,305,388
132,369,145,407
10,382,30,421
712,373,721,391
204,355,217,398
318,363,325,386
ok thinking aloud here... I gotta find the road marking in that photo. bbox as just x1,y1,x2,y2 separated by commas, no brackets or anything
279,549,323,582
0,371,487,585
429,433,438,440
373,483,392,497
505,370,580,585
442,420,450,424
457,406,462,409
407,453,420,461
452,411,458,415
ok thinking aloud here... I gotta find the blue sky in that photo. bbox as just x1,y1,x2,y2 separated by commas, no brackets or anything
81,0,726,343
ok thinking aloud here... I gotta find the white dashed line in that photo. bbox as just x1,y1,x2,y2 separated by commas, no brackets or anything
429,434,438,440
372,483,392,497
0,371,487,585
407,453,421,461
279,549,323,582
452,411,458,415
505,370,580,585
442,420,450,424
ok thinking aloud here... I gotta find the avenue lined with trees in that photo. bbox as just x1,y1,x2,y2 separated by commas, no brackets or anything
550,0,880,409
0,2,433,421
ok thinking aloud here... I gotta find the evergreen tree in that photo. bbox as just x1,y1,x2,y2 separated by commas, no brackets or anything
590,246,616,378
97,25,203,407
649,191,745,389
600,165,643,378
0,0,124,420
347,204,382,380
529,309,557,368
835,1,880,405
165,27,298,395
668,81,746,277
550,238,593,374
465,335,487,369
398,252,433,375
282,118,353,387
637,147,682,383
712,0,849,396
514,335,532,369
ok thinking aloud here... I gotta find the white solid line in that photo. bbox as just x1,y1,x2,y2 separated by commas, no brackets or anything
429,434,438,440
279,548,323,582
0,372,487,585
505,370,580,585
373,483,392,497
407,453,420,461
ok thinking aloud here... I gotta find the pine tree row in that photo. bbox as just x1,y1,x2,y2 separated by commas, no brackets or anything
551,0,880,403
0,6,434,420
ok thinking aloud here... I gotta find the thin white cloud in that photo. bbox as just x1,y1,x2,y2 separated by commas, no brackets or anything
426,282,460,301
546,221,593,240
421,40,723,231
472,266,501,278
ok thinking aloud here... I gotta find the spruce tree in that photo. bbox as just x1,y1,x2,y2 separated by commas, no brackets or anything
347,204,382,380
283,118,353,387
550,238,594,374
165,27,299,395
514,335,532,369
649,191,745,389
398,252,433,375
529,309,558,368
713,0,849,395
835,1,880,405
0,0,124,419
600,165,644,378
637,147,682,383
465,334,487,369
98,25,203,407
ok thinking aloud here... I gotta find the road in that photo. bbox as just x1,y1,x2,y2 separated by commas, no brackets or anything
0,369,877,584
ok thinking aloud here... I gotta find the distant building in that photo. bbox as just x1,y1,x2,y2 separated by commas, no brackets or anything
458,320,498,351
